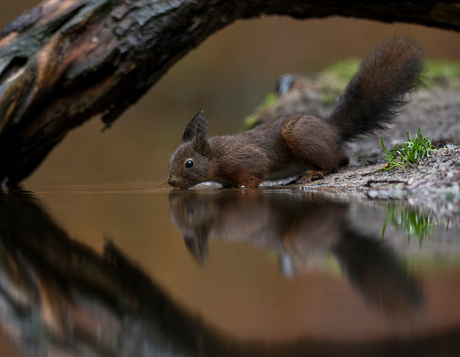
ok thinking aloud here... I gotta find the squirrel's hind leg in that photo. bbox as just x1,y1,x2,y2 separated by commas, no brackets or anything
281,115,348,183
297,152,349,184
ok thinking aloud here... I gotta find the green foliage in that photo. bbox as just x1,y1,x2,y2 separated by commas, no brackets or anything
321,93,336,105
319,58,460,90
244,58,460,131
257,92,279,111
382,205,433,245
243,92,278,129
319,59,360,91
243,114,258,129
422,59,460,87
381,129,435,171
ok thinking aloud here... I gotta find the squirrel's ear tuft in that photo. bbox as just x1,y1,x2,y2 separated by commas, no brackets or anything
182,109,206,142
196,110,208,138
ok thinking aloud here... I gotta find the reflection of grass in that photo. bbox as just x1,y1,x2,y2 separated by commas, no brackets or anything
382,205,433,245
381,129,436,171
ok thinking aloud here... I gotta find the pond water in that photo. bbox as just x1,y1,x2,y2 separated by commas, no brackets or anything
0,185,459,357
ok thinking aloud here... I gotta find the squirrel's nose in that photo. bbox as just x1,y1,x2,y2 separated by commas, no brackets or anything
168,176,176,187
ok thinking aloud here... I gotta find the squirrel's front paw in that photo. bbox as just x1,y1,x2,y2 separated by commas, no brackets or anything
296,171,325,185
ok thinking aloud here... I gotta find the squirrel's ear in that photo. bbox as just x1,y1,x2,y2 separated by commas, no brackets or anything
182,109,206,142
196,110,208,138
193,132,211,157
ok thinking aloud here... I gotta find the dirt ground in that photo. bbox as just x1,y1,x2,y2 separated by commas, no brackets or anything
294,144,460,221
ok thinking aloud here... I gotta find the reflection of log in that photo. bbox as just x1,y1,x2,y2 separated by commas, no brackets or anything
0,192,232,356
0,2,459,185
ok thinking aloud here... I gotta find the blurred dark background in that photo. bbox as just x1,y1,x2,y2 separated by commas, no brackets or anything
3,1,460,187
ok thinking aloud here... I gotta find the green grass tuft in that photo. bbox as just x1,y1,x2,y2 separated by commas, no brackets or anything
381,129,436,171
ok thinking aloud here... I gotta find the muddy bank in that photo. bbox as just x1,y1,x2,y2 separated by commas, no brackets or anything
293,143,460,220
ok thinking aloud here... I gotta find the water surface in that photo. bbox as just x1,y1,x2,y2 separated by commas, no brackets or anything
0,185,460,356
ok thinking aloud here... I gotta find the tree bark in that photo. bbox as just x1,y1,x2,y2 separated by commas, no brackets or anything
0,0,459,186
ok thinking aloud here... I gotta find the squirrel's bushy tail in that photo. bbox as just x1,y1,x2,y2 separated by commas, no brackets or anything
329,36,425,142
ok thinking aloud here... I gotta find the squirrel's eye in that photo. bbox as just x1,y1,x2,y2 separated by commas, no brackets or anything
185,159,194,168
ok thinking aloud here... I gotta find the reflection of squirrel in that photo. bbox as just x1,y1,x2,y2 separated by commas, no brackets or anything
168,190,424,320
168,37,425,189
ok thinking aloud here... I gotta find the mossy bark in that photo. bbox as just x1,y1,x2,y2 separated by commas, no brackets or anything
0,0,459,186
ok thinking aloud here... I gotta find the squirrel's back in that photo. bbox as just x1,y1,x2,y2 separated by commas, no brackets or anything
329,37,425,142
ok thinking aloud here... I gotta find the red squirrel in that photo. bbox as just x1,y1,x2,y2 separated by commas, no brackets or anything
168,37,425,189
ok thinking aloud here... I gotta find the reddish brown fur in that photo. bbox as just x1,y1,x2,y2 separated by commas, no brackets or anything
168,37,424,189
280,115,348,182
